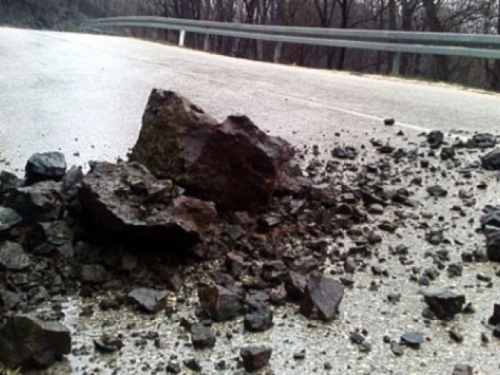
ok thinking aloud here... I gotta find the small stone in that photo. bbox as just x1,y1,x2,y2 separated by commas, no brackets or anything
368,204,384,214
94,334,123,353
166,359,181,374
128,288,168,313
481,148,500,170
293,349,306,360
183,358,202,372
390,341,404,356
190,323,216,349
384,118,395,126
452,364,473,375
198,285,243,322
240,346,272,372
488,303,500,326
427,185,448,197
300,272,344,322
244,306,273,332
449,328,464,343
400,332,424,348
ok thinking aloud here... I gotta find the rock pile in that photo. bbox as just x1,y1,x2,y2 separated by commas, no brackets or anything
1,89,499,373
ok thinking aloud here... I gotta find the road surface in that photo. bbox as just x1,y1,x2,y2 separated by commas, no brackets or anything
1,27,500,173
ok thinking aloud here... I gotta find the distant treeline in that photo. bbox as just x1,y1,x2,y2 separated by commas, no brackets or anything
1,0,499,91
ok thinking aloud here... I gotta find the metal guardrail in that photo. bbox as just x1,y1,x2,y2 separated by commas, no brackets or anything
83,16,500,75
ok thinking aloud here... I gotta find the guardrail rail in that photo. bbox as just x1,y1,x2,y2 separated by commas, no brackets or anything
83,16,500,75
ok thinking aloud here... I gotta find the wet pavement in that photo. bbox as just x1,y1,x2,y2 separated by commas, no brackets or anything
1,28,500,375
1,27,500,173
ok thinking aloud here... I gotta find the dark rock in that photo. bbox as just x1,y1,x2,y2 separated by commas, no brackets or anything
400,332,424,348
390,341,404,356
25,152,66,184
3,181,64,222
129,89,294,211
244,306,273,332
0,241,29,271
427,131,444,149
94,334,123,353
81,264,109,283
293,349,306,360
79,161,216,249
0,206,22,232
449,328,464,343
469,133,496,148
166,359,181,374
183,358,202,372
285,271,307,301
424,290,465,320
452,365,473,375
261,260,288,284
481,148,500,170
61,166,83,200
0,171,23,197
331,146,358,160
427,185,448,197
447,263,463,278
240,346,272,372
0,314,71,368
384,118,395,126
0,289,23,310
198,285,243,322
488,303,500,326
190,323,216,349
300,272,344,322
127,288,168,313
440,147,456,160
485,226,500,261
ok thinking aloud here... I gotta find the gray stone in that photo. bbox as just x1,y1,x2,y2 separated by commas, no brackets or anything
25,152,66,185
0,206,22,232
240,346,272,372
481,148,500,170
400,332,424,348
300,272,344,322
128,288,168,313
0,241,29,271
198,285,243,322
244,306,273,332
0,314,71,368
3,181,64,222
452,364,473,375
190,323,216,349
424,290,465,320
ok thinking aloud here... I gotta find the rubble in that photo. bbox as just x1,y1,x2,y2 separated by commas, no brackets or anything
25,151,67,184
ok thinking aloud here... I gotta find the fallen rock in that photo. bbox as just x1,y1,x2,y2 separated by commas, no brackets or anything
129,89,294,211
452,364,473,375
198,284,244,322
128,288,169,313
400,331,424,348
240,346,272,372
424,290,466,320
190,323,216,349
427,131,444,149
0,171,23,197
244,306,273,332
285,271,307,301
300,272,344,321
0,241,30,271
0,206,22,232
79,161,216,249
0,314,71,368
481,148,500,170
488,303,500,326
485,226,500,261
427,185,448,197
94,334,123,353
25,152,66,184
3,181,64,222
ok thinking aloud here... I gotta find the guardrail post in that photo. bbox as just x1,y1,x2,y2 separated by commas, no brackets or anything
203,34,210,51
391,51,401,76
179,30,186,47
274,42,282,63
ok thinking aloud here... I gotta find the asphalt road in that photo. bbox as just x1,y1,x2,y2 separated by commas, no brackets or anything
1,27,500,173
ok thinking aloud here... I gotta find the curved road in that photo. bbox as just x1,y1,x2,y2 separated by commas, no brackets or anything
1,27,500,172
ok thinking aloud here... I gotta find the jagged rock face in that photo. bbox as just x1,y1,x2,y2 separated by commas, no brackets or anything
129,89,294,211
79,161,216,250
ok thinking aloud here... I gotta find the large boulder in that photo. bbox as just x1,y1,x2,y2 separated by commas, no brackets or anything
79,161,216,249
129,89,295,211
0,314,71,368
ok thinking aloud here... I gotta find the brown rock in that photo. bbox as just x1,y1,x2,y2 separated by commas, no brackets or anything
129,89,294,211
79,161,216,250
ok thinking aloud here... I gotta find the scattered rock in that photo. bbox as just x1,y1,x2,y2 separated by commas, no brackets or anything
240,346,272,372
244,306,273,332
424,290,466,320
400,332,424,348
300,272,344,322
94,334,123,353
190,323,216,349
127,288,169,313
427,185,448,197
0,314,71,368
488,303,500,326
481,148,500,170
198,284,243,322
452,364,473,375
427,131,444,149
